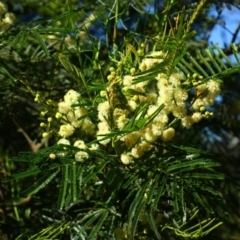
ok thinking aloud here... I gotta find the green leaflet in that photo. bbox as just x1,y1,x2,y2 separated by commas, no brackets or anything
127,181,149,238
31,30,50,58
57,53,91,97
70,163,77,203
131,198,146,238
153,175,168,210
192,191,213,213
166,159,220,173
58,164,69,209
9,166,41,180
177,44,240,81
88,210,109,239
181,173,224,179
147,208,161,240
21,168,60,196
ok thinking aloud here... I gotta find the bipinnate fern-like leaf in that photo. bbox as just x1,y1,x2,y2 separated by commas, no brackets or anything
178,44,240,81
118,143,234,239
8,137,238,239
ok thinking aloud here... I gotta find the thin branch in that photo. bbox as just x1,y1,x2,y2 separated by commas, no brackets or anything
231,22,240,44
12,117,47,152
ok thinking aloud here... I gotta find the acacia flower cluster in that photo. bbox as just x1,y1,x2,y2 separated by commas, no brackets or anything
95,51,221,164
50,49,221,165
57,90,95,137
54,90,96,162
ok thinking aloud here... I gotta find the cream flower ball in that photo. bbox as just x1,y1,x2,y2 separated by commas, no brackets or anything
64,89,80,105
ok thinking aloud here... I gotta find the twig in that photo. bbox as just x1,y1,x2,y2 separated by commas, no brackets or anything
12,117,47,152
231,22,240,44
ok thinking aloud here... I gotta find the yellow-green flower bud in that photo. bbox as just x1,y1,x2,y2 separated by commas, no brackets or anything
46,99,53,105
42,132,49,138
193,81,198,86
40,111,48,117
193,73,198,78
109,67,115,72
107,75,114,81
47,117,53,122
49,153,56,160
205,111,214,117
40,122,46,127
200,106,205,112
130,68,136,75
131,95,138,101
100,91,107,97
55,112,62,119
117,61,122,67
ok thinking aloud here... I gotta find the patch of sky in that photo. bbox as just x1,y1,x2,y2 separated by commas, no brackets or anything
20,13,43,23
202,127,223,144
198,4,240,66
117,18,138,31
142,0,164,14
143,4,155,14
12,3,22,12
208,5,240,48
215,95,223,104
89,25,106,42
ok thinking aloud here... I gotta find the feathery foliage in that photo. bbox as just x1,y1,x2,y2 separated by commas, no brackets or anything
1,0,240,239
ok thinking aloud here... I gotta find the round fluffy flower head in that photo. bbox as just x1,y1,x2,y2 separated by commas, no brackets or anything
121,153,133,165
97,121,111,145
121,131,140,148
144,126,158,142
58,101,72,114
64,89,80,105
139,51,165,71
181,116,194,128
148,51,165,57
131,140,152,158
98,101,110,122
81,118,96,136
172,105,187,119
3,12,15,25
206,79,221,94
139,58,163,71
116,115,128,129
49,153,56,160
57,138,70,145
191,112,203,123
74,140,87,149
174,88,188,102
162,128,175,142
58,124,75,138
74,107,88,119
127,100,138,111
89,143,99,151
123,75,134,86
169,71,185,87
75,151,89,162
156,73,168,86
